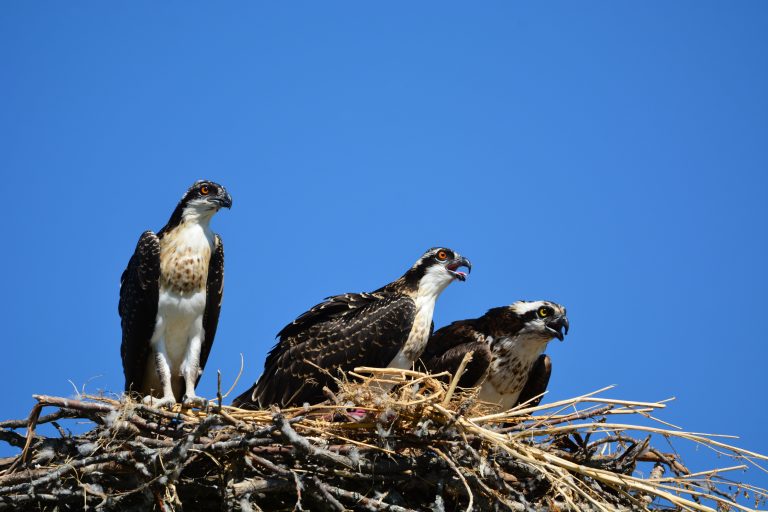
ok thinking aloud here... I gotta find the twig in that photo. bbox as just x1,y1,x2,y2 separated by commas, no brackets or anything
0,369,765,512
433,447,473,512
274,414,360,470
323,483,418,512
442,351,474,406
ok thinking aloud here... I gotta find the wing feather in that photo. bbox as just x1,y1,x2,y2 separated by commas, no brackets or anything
419,323,492,388
233,293,416,408
516,354,552,407
420,320,484,365
276,292,382,339
119,231,161,394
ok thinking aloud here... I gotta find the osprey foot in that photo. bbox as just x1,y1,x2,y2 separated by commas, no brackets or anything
142,395,177,409
181,394,209,410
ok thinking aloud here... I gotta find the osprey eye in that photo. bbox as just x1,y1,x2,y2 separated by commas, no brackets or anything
538,307,550,318
436,250,448,261
200,185,210,195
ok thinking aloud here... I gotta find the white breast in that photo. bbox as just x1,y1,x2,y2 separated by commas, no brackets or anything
156,288,207,363
381,263,459,388
401,297,437,359
147,222,214,387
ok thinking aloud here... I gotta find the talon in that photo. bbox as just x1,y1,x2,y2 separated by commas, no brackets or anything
181,394,209,410
143,395,177,409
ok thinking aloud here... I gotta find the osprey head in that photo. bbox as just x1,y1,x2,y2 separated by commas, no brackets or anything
400,247,472,296
507,300,569,342
180,180,233,220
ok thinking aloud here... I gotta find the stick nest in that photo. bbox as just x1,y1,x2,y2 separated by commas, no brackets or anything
0,367,766,511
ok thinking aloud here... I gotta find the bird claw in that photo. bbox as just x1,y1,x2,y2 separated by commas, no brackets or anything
142,395,177,409
181,394,209,410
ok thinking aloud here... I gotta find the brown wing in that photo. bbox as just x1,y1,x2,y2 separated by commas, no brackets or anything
197,234,224,386
516,354,552,407
119,231,161,394
233,293,416,409
419,321,491,388
276,292,383,339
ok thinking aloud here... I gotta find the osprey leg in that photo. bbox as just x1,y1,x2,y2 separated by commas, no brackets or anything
180,326,207,408
145,343,177,409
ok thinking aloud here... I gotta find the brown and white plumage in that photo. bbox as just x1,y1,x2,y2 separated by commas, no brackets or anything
233,247,471,409
420,301,569,410
119,180,231,408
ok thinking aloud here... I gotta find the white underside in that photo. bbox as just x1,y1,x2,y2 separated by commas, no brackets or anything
478,382,530,411
402,297,436,357
370,348,415,394
144,217,213,401
143,288,207,398
376,267,455,393
387,349,414,371
477,385,517,410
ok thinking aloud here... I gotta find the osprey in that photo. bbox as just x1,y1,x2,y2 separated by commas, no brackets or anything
119,180,232,408
233,247,471,409
420,301,569,410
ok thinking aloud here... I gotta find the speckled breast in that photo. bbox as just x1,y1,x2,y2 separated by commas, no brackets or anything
159,229,212,294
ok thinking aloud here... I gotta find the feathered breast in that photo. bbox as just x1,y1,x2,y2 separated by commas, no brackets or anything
159,223,213,294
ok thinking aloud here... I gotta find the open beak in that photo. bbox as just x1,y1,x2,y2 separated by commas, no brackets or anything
545,315,569,341
446,255,472,282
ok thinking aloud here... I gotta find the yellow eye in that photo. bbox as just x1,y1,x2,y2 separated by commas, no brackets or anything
538,307,550,318
200,185,210,195
437,250,448,261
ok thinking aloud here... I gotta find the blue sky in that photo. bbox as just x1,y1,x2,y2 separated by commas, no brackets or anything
2,1,767,498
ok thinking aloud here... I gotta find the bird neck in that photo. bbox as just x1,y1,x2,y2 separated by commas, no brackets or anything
161,200,216,236
181,205,216,228
414,265,452,305
491,334,550,365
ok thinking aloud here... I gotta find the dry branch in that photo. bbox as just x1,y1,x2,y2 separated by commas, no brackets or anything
1,368,766,511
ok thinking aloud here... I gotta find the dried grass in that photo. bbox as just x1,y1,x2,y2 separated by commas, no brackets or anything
0,365,766,511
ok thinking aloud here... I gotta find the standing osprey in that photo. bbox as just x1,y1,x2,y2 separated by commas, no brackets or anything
420,301,569,410
119,180,232,408
233,247,471,409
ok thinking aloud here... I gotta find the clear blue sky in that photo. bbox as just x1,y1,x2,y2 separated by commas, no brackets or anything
2,1,767,497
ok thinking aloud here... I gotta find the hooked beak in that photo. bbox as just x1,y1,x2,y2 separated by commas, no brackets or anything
212,191,233,209
545,315,569,341
446,255,472,282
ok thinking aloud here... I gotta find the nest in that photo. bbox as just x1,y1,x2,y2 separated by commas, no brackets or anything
0,364,766,511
